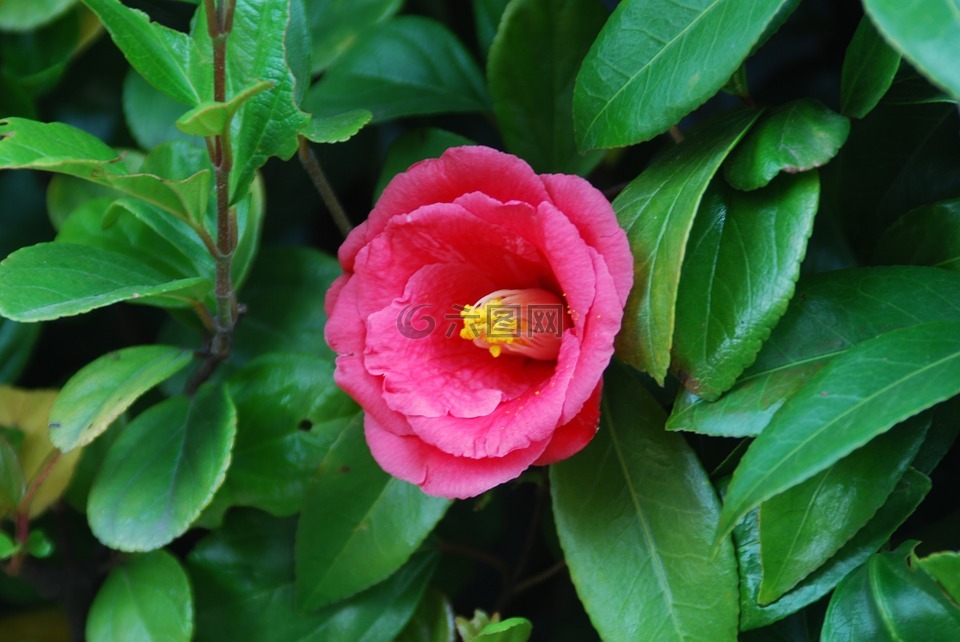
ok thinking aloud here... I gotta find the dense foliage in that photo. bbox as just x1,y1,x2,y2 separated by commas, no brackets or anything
1,0,959,640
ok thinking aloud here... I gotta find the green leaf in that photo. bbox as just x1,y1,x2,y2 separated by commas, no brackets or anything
0,530,17,560
0,4,91,96
0,319,40,384
613,109,759,384
395,588,455,642
551,363,738,642
48,345,193,452
88,385,236,552
672,172,819,400
193,0,311,202
86,550,193,642
470,618,533,642
573,0,788,149
302,109,373,144
862,0,960,102
24,530,53,558
307,0,402,73
81,0,207,105
0,0,77,31
841,17,901,119
717,320,960,543
488,0,605,174
737,468,931,631
374,128,474,200
175,80,274,138
188,509,436,642
216,353,357,517
474,0,510,58
916,552,960,604
757,416,928,604
304,16,491,123
723,99,850,191
0,118,211,224
231,247,342,362
0,435,25,518
44,151,146,230
884,64,953,106
667,266,960,437
875,199,960,272
0,243,211,322
296,414,450,610
821,542,960,640
122,71,197,151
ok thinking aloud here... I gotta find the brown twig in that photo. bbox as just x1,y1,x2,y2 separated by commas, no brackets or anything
298,135,352,238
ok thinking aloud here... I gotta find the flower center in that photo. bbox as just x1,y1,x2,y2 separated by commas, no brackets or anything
459,288,565,360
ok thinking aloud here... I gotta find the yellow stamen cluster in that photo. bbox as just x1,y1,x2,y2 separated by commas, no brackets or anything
459,288,565,360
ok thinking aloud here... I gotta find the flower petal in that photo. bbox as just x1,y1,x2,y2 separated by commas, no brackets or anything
533,382,602,465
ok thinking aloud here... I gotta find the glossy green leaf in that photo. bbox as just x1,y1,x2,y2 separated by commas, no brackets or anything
0,531,17,560
296,414,450,609
216,353,357,516
304,16,490,123
307,0,402,72
88,385,236,551
0,435,25,518
672,172,819,400
724,99,849,191
374,128,474,200
573,0,787,149
86,550,193,642
668,267,960,437
175,80,274,138
44,151,145,229
613,110,759,384
471,618,533,642
395,589,455,642
188,509,436,642
231,247,342,362
48,345,192,452
822,542,960,641
551,363,738,642
717,320,960,542
0,319,40,384
0,0,76,31
122,71,197,151
0,118,211,223
302,109,373,144
737,468,931,631
841,17,901,119
82,0,206,105
488,0,605,174
916,552,960,604
863,0,960,102
193,0,311,202
0,5,92,96
0,243,211,322
757,416,928,604
875,199,960,271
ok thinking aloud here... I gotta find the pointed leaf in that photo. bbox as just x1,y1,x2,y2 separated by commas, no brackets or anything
737,468,931,631
49,345,193,452
757,416,928,604
304,16,491,123
613,110,758,383
822,542,960,641
88,385,236,551
574,0,789,149
0,435,25,517
551,363,738,642
0,243,211,322
488,0,606,174
296,414,450,610
862,0,960,102
916,552,960,605
723,99,849,191
302,109,373,144
718,320,960,542
672,172,819,400
86,550,193,642
668,266,960,436
81,0,206,105
841,17,901,119
176,80,274,138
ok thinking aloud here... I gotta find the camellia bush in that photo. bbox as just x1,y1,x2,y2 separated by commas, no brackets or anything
1,0,959,640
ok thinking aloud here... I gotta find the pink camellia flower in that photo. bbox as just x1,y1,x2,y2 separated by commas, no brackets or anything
325,146,633,499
